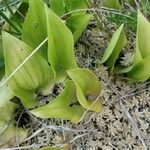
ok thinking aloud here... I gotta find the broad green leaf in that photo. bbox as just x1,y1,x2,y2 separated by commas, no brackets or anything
136,11,150,58
45,6,77,79
0,77,14,107
2,31,54,108
102,0,121,10
116,13,143,74
49,0,66,16
66,14,93,43
65,0,87,14
126,11,150,81
31,80,85,123
67,68,102,112
49,0,88,17
100,24,126,72
22,0,47,58
49,0,90,43
40,144,69,150
127,55,150,81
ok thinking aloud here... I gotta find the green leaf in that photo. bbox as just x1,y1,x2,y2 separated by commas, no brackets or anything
2,31,54,108
127,55,150,81
66,14,93,43
136,11,150,58
0,77,14,107
100,24,126,72
31,80,85,123
22,0,47,58
0,101,17,122
67,68,102,112
45,6,77,79
49,0,66,16
65,0,87,14
126,11,150,81
102,0,121,10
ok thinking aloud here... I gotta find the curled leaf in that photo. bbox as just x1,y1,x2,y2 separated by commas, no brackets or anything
127,55,150,81
2,31,53,108
136,11,150,58
45,5,77,79
100,24,126,72
67,68,102,112
127,11,150,81
31,80,85,123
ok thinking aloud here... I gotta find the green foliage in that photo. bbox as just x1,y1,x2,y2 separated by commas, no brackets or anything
49,0,65,16
49,0,87,16
31,80,85,123
101,11,150,82
141,0,150,14
67,68,102,112
22,0,47,58
45,5,77,79
49,0,92,43
100,24,127,72
66,13,93,43
2,31,54,108
0,0,102,125
127,11,150,81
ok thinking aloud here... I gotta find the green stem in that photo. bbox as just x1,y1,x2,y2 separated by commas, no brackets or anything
0,11,21,33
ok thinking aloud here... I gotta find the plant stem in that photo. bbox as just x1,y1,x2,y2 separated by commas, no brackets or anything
0,10,21,33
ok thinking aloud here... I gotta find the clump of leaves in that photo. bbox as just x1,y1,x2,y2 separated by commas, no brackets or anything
0,0,101,147
100,10,150,82
99,24,127,72
49,0,93,43
0,0,102,126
